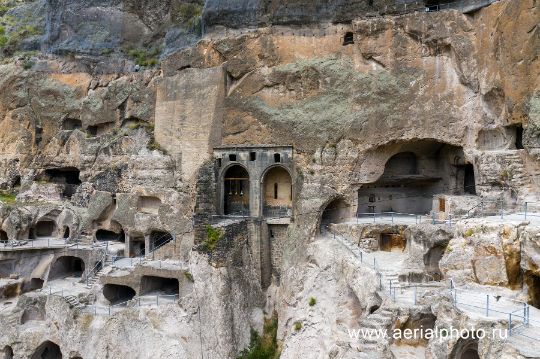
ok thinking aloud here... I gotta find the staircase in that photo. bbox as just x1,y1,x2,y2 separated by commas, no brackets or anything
355,308,395,358
85,266,105,289
63,295,84,309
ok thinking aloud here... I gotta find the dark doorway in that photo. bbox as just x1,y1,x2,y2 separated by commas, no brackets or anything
380,233,406,252
150,231,173,251
0,230,7,243
22,278,44,292
103,284,136,305
62,118,82,131
30,341,62,359
34,221,56,238
129,234,145,257
464,164,476,195
343,32,354,45
450,338,480,359
140,276,179,295
515,125,524,149
63,227,70,239
223,165,250,216
526,272,540,309
95,229,124,242
49,256,85,280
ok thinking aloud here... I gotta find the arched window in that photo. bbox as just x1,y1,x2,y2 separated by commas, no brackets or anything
263,167,292,218
223,165,250,216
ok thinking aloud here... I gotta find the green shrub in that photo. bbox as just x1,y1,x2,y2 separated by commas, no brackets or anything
0,191,16,204
308,297,316,306
203,225,223,252
464,228,474,238
172,3,203,28
126,47,160,67
237,313,280,359
294,321,302,331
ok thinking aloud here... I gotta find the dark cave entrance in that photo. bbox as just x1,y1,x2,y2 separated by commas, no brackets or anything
450,337,480,359
48,256,85,280
514,124,524,149
343,32,354,45
150,231,173,251
464,164,476,195
2,345,13,359
526,272,540,309
30,341,62,359
140,276,179,296
0,230,7,243
62,118,82,131
32,221,56,238
129,234,145,257
43,167,82,198
95,229,125,242
103,284,136,305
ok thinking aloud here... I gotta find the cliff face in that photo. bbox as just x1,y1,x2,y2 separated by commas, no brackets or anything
0,0,538,358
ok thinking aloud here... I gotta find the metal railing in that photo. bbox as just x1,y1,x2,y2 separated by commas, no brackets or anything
355,211,454,226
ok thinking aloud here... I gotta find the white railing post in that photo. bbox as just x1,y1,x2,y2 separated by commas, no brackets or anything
486,295,489,317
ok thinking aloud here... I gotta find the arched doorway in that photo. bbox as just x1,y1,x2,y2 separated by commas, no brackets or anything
2,345,13,359
262,166,292,218
48,256,85,280
464,164,476,195
103,284,136,305
223,165,250,216
320,198,350,232
31,341,62,359
450,338,480,359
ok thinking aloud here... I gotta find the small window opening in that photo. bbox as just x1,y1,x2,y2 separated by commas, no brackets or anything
217,158,222,167
343,32,354,46
274,183,278,199
274,153,281,163
229,154,237,161
250,152,257,161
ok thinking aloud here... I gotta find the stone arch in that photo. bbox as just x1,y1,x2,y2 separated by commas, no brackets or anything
30,341,62,359
103,284,136,305
319,197,350,232
221,164,250,216
48,256,85,280
450,337,480,359
261,165,292,217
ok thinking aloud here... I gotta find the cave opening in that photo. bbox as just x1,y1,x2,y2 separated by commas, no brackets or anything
343,32,354,45
42,167,81,198
30,341,62,359
32,221,56,238
150,231,173,251
95,229,125,242
22,278,44,292
320,198,349,232
515,124,524,149
103,284,136,305
129,234,145,257
2,345,13,359
379,232,406,252
48,256,85,280
464,164,476,195
526,272,540,309
450,337,480,359
63,227,70,239
0,230,7,243
62,118,82,131
140,276,179,296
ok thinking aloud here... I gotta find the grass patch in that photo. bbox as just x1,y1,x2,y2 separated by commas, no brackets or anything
126,47,160,67
203,225,224,252
237,313,280,359
0,190,16,204
464,228,474,238
171,2,203,28
294,321,302,331
308,297,316,306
